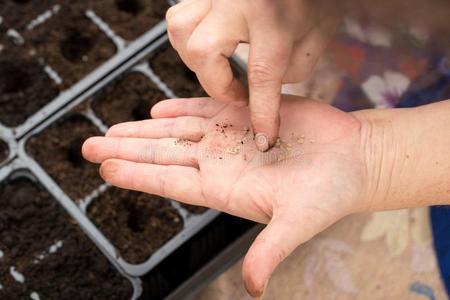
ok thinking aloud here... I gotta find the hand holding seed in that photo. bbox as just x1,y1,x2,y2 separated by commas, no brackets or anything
166,0,338,151
83,95,369,298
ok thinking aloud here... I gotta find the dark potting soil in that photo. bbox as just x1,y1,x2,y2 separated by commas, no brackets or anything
92,72,167,127
27,115,104,201
90,0,170,41
181,204,208,215
24,6,117,90
0,177,133,299
0,140,8,163
0,0,57,29
0,54,60,127
149,45,207,98
88,187,184,264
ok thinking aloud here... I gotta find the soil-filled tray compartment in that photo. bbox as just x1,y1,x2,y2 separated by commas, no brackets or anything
0,169,138,299
23,6,117,90
27,115,105,201
91,72,167,127
87,187,184,265
89,0,170,41
0,46,60,128
148,43,207,98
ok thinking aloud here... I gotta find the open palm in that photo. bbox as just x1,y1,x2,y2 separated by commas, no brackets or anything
83,95,368,297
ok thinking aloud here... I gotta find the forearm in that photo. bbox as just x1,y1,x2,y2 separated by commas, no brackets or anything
353,100,450,211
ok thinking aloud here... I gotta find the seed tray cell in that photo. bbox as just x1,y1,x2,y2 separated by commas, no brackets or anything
0,46,60,128
26,114,105,201
91,72,167,127
23,6,117,90
148,44,208,98
90,0,170,41
87,187,184,265
0,164,141,299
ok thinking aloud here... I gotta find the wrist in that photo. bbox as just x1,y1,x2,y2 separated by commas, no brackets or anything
352,107,417,212
353,100,450,212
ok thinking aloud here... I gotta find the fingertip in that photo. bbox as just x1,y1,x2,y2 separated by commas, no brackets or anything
82,137,102,163
150,99,179,118
254,133,269,152
252,113,280,152
242,251,269,298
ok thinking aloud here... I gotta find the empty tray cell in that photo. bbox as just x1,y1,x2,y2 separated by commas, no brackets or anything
0,140,8,163
27,115,104,201
90,0,170,41
24,6,117,89
92,72,167,127
0,0,57,29
0,176,133,299
0,54,59,127
149,45,207,98
87,187,184,264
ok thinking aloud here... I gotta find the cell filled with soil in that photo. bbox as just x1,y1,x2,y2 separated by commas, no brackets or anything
0,0,57,29
0,55,59,127
87,187,184,264
27,115,104,201
0,176,133,299
24,7,117,89
90,0,170,41
92,72,167,127
149,45,207,98
0,140,8,163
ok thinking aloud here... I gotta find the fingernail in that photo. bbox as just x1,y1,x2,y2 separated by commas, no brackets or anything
255,133,269,152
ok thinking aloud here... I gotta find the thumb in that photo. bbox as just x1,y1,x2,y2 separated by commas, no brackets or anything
242,213,310,298
248,31,292,152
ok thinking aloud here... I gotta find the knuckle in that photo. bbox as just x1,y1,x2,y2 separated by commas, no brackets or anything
186,36,219,60
250,106,277,128
157,167,169,197
248,62,278,87
167,12,189,35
